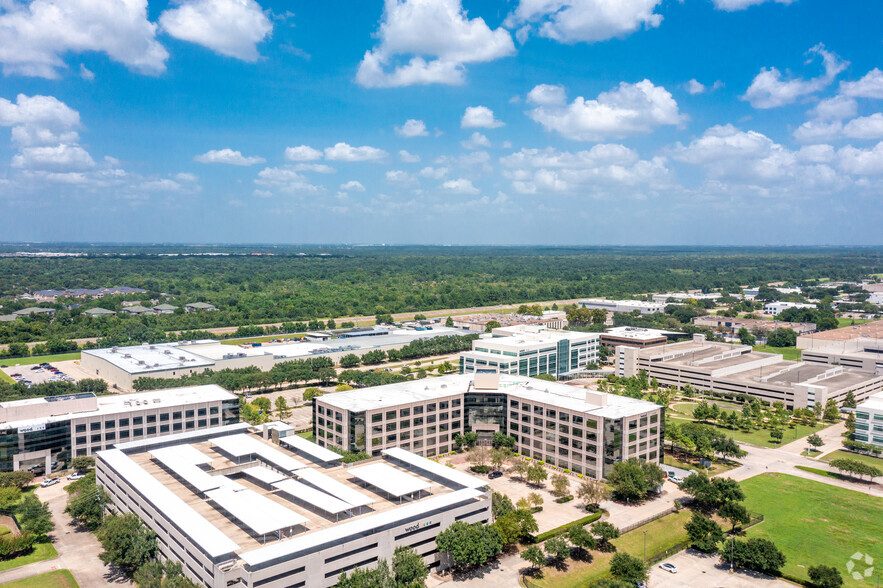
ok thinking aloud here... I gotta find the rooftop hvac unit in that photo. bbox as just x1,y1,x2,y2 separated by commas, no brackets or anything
163,350,172,355
137,360,146,365
178,356,186,361
153,398,160,403
111,347,118,353
123,354,131,358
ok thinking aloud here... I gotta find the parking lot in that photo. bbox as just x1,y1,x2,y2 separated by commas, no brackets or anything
2,361,79,386
648,551,795,587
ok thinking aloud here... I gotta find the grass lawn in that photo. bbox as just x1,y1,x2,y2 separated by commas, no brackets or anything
0,353,81,367
0,526,9,536
0,569,79,588
753,345,802,361
669,401,742,417
0,542,58,572
663,451,739,475
741,473,883,587
801,449,821,457
296,431,315,442
533,510,691,588
665,417,829,448
0,371,13,384
837,318,873,328
820,450,883,470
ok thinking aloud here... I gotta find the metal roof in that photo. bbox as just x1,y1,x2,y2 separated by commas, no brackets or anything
279,435,341,463
293,468,375,508
211,434,307,473
241,466,287,486
382,448,487,490
205,487,308,536
98,449,240,558
348,463,431,497
150,446,241,494
272,478,353,515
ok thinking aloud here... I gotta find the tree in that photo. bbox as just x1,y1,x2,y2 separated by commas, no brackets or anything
492,432,516,449
806,433,823,452
337,559,394,587
684,512,724,553
679,473,744,511
842,391,857,409
0,471,34,490
485,320,502,332
71,456,94,473
16,494,54,536
808,564,844,588
718,501,750,532
274,396,291,419
722,537,786,575
566,524,596,559
520,545,546,570
527,492,544,509
435,521,502,568
302,387,324,402
823,399,840,422
606,458,664,502
251,396,271,414
133,560,199,588
96,514,158,574
0,487,21,511
767,328,797,348
492,491,515,519
544,537,570,563
737,327,756,346
576,480,610,511
526,462,548,487
392,546,428,587
588,580,633,588
467,445,490,470
609,552,647,585
511,459,529,481
493,509,537,546
590,521,619,552
445,316,454,327
339,354,361,368
769,429,784,444
550,473,569,497
65,473,109,531
490,448,511,471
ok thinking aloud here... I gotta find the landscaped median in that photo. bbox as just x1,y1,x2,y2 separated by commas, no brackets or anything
0,569,79,587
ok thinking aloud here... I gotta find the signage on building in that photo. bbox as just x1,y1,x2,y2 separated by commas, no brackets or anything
403,520,433,533
18,423,46,434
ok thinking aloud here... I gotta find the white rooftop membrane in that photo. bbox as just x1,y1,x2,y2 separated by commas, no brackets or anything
382,447,487,490
293,468,375,508
348,463,431,497
272,479,353,515
205,487,308,536
279,434,341,463
211,434,307,472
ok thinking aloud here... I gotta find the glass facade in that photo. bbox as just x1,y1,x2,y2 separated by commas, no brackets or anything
602,418,623,477
0,421,71,472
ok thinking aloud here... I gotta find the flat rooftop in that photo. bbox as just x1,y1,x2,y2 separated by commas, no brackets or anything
83,343,215,374
319,374,659,420
603,327,680,341
100,427,486,567
858,391,883,412
800,319,883,343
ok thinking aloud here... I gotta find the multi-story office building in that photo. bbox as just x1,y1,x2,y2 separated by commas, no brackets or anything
458,325,599,379
96,424,491,588
578,298,665,315
314,373,664,480
651,292,722,304
0,385,238,472
763,301,815,315
600,327,682,350
616,334,883,410
854,391,883,448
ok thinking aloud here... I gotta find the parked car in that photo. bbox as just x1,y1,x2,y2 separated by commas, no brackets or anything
488,471,503,479
659,562,678,574
670,476,683,485
40,477,60,487
67,472,87,481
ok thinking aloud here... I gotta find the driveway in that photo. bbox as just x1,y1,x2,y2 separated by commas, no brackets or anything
0,479,131,586
648,550,795,587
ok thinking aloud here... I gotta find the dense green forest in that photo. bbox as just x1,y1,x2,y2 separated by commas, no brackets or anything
1,246,880,345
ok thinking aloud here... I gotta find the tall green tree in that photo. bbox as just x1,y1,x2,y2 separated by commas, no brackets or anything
609,552,648,585
435,521,502,568
96,514,157,575
684,512,724,553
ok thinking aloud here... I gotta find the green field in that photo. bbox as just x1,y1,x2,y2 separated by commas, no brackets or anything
534,510,691,588
296,431,315,442
0,542,58,572
220,334,308,346
669,401,743,417
820,450,883,470
753,345,802,361
0,353,81,367
0,371,13,384
837,318,873,328
741,473,883,587
666,417,828,448
0,569,79,588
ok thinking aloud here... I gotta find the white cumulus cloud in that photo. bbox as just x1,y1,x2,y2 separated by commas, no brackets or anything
461,132,491,150
285,145,323,161
399,150,421,163
254,166,323,193
194,148,265,166
527,80,684,141
324,142,388,162
12,143,94,170
840,68,883,99
159,0,272,62
340,180,365,192
838,142,883,175
506,0,663,44
442,177,480,194
461,105,504,128
843,114,883,140
742,44,847,109
395,119,428,137
356,0,515,88
0,0,168,78
711,0,797,11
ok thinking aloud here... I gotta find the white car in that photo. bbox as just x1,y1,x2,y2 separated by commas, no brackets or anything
659,562,678,574
669,476,683,484
67,472,87,481
40,478,60,487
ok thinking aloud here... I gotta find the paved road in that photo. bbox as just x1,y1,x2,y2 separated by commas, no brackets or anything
0,480,130,587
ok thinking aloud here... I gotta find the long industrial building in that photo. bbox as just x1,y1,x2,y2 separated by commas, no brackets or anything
797,319,883,373
96,423,491,588
459,325,600,378
81,326,471,391
315,373,663,480
616,334,883,409
0,385,238,472
578,298,665,315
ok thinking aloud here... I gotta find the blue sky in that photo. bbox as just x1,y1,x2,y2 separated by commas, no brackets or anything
1,0,882,245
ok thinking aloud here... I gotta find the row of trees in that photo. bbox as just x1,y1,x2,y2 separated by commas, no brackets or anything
334,546,427,587
0,378,108,402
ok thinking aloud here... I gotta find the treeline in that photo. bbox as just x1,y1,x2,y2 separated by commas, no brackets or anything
2,247,879,345
0,378,108,402
132,358,336,392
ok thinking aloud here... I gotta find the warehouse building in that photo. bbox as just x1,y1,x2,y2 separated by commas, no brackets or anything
693,316,817,336
578,298,665,315
81,327,472,391
0,385,238,473
797,319,883,373
315,373,663,480
651,292,722,304
451,312,567,331
459,325,600,378
96,424,491,588
616,334,883,409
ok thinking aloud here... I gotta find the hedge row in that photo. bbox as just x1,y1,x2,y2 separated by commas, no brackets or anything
530,510,604,543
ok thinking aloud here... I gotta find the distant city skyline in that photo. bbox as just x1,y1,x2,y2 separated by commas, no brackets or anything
1,0,882,245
